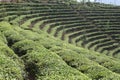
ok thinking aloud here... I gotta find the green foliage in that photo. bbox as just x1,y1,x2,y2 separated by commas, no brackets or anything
0,32,7,44
57,0,77,3
36,37,63,49
65,45,120,74
0,54,24,80
0,43,25,80
0,21,12,32
19,30,42,41
0,2,120,80
11,37,90,79
50,47,120,79
22,49,90,80
12,39,41,56
3,30,25,46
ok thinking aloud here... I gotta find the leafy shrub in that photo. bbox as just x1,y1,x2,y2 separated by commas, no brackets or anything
36,37,62,49
0,54,25,80
12,39,90,79
3,30,25,46
0,21,12,32
50,46,120,79
0,45,25,68
12,39,43,56
0,32,7,44
19,30,41,41
0,43,25,80
22,49,90,80
64,44,120,74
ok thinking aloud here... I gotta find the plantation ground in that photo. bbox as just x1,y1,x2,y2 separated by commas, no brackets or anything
0,0,120,80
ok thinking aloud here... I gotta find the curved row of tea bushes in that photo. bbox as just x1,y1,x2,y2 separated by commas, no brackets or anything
0,21,91,80
33,31,120,75
0,2,120,58
76,5,120,55
0,30,25,79
1,21,120,79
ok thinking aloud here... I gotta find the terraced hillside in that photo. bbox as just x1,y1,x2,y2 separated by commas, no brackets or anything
0,1,120,80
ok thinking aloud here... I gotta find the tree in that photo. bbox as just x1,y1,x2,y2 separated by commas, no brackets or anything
57,0,77,3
